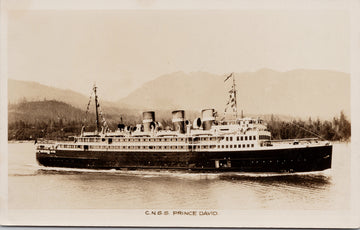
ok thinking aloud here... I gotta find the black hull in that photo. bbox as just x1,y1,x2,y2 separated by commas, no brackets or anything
36,145,332,173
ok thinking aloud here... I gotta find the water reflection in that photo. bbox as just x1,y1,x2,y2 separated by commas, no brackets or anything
219,173,331,189
35,168,331,188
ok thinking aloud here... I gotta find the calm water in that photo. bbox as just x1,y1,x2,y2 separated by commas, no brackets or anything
8,142,350,210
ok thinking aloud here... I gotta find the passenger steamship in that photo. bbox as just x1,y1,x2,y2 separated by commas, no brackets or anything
36,74,332,172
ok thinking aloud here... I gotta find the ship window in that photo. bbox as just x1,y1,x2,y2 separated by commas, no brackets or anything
247,144,250,147
225,137,228,141
180,138,184,141
253,136,256,140
249,136,252,140
238,145,241,148
251,144,254,147
241,136,243,141
203,145,208,149
226,145,228,148
243,144,245,148
149,146,153,149
102,138,105,142
164,138,168,141
230,137,233,141
237,136,239,141
230,145,232,148
222,145,224,148
210,145,216,149
245,136,248,141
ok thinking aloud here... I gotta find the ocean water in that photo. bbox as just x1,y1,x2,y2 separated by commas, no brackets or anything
7,142,350,210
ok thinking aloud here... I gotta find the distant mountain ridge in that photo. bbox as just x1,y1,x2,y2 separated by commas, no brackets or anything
117,69,350,119
8,79,90,109
8,79,120,111
8,68,350,120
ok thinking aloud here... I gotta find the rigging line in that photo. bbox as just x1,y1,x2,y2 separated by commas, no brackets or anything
290,121,326,141
95,90,109,131
82,88,94,128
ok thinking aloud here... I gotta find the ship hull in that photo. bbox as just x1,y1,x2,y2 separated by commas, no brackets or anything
36,145,332,173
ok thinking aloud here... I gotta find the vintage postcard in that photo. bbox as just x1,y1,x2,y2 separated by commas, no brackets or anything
1,0,359,228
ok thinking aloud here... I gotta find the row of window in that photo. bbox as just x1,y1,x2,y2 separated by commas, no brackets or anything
220,144,255,148
259,135,271,140
78,137,188,143
59,143,256,150
78,135,261,143
226,136,257,141
91,145,188,150
60,145,81,148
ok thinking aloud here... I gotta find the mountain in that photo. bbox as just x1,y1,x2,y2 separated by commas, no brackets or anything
8,79,91,109
8,68,350,120
118,69,350,119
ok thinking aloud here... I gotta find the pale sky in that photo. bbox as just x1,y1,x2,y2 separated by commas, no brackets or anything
7,8,350,100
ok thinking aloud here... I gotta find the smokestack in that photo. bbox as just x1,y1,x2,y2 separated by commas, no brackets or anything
201,109,215,130
172,110,185,133
142,111,155,132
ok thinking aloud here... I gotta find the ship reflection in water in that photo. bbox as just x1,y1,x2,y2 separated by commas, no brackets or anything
8,142,349,210
219,173,331,188
36,168,331,188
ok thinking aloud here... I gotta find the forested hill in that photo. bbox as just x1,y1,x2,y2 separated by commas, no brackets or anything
8,100,86,124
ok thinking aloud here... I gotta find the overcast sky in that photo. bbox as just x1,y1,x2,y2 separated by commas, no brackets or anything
7,7,350,100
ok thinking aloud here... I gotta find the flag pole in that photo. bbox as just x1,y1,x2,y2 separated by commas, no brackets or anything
232,73,238,119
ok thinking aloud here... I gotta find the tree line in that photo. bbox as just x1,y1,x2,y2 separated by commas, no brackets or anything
266,111,350,141
8,110,350,142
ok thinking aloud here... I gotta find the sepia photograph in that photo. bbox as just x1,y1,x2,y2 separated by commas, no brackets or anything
0,0,359,228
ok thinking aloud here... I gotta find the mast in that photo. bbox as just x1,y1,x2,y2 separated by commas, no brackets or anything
93,84,100,133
